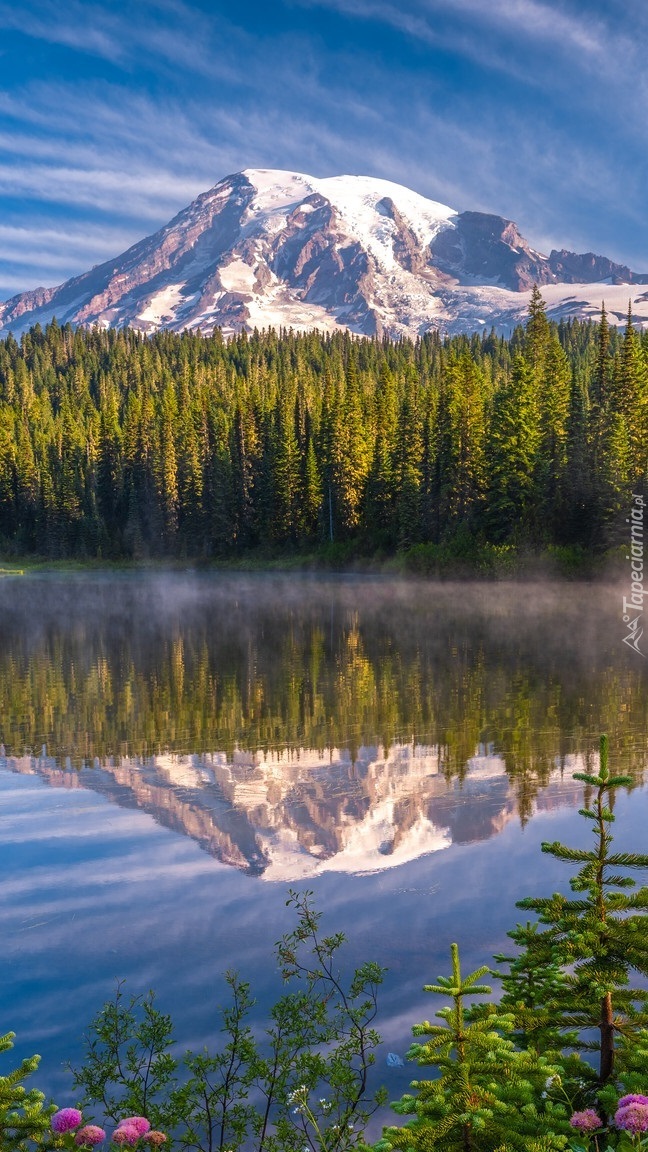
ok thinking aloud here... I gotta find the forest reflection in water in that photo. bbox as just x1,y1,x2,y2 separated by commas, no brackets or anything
0,572,647,876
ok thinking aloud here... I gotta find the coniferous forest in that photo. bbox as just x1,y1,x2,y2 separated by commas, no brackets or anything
0,288,646,564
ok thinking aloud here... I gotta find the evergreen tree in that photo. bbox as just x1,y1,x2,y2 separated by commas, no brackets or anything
157,384,179,545
495,922,575,1056
204,400,234,553
558,371,593,547
442,352,486,529
393,381,423,549
230,401,259,549
96,387,124,551
383,944,568,1152
176,373,205,551
299,423,323,542
590,303,612,411
0,1032,55,1151
0,403,16,540
363,364,398,547
516,734,648,1083
330,353,371,536
586,305,632,546
486,356,539,543
14,419,39,552
271,388,301,543
524,285,551,379
616,304,648,482
535,336,571,539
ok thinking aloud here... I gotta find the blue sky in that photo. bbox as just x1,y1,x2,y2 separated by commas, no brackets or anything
1,0,647,300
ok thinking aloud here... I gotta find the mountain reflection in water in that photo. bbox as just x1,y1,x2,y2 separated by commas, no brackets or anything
1,572,647,880
0,742,608,878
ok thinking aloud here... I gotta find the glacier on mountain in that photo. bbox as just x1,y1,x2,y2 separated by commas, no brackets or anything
1,167,647,339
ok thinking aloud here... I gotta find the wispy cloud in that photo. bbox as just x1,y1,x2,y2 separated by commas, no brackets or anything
0,160,205,217
0,0,221,74
291,0,637,90
0,231,122,265
0,2,126,62
425,0,608,57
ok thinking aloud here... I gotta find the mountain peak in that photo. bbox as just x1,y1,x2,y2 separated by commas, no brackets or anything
1,168,647,339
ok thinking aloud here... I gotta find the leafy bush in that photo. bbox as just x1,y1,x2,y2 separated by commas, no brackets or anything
70,891,386,1152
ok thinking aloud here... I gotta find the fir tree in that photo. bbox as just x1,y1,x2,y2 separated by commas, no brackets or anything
494,922,575,1057
157,383,179,544
382,944,569,1152
535,335,570,539
393,382,423,549
524,285,551,378
591,303,612,411
271,388,301,543
616,303,648,481
300,426,324,542
0,1032,55,1151
485,355,539,542
438,352,486,531
559,371,593,547
516,734,648,1083
331,353,371,536
96,387,124,550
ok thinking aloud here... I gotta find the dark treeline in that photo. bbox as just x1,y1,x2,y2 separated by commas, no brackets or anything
0,287,646,560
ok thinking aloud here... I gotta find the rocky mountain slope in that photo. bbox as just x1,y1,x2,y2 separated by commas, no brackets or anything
2,168,647,339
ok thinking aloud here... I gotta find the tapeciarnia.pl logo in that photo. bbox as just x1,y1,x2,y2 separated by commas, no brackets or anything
622,493,646,657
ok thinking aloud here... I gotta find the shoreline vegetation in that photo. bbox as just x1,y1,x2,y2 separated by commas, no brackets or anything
0,542,629,579
4,738,648,1151
0,289,646,572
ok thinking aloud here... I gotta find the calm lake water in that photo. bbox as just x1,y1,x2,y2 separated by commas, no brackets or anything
1,572,647,1112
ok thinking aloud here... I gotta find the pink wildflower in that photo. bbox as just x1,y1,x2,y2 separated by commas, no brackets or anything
117,1118,151,1136
51,1108,84,1133
142,1133,167,1146
75,1125,107,1146
569,1109,602,1132
618,1094,648,1108
615,1102,648,1134
112,1126,141,1146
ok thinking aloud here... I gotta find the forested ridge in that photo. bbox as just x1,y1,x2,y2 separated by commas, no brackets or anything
0,288,646,562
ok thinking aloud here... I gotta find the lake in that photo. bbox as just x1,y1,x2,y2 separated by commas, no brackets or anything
1,572,647,1116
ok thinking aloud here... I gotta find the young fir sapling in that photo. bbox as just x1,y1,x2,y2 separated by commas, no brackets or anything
515,734,648,1084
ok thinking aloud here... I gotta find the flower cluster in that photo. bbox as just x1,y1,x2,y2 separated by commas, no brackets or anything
569,1109,602,1133
76,1127,108,1147
568,1091,648,1144
112,1117,151,1145
50,1110,167,1148
287,1085,309,1115
52,1110,85,1134
614,1094,648,1135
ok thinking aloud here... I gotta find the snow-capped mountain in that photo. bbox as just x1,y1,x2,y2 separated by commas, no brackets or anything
2,168,648,339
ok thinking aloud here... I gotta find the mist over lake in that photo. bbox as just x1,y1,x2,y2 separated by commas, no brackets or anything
1,572,646,1107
